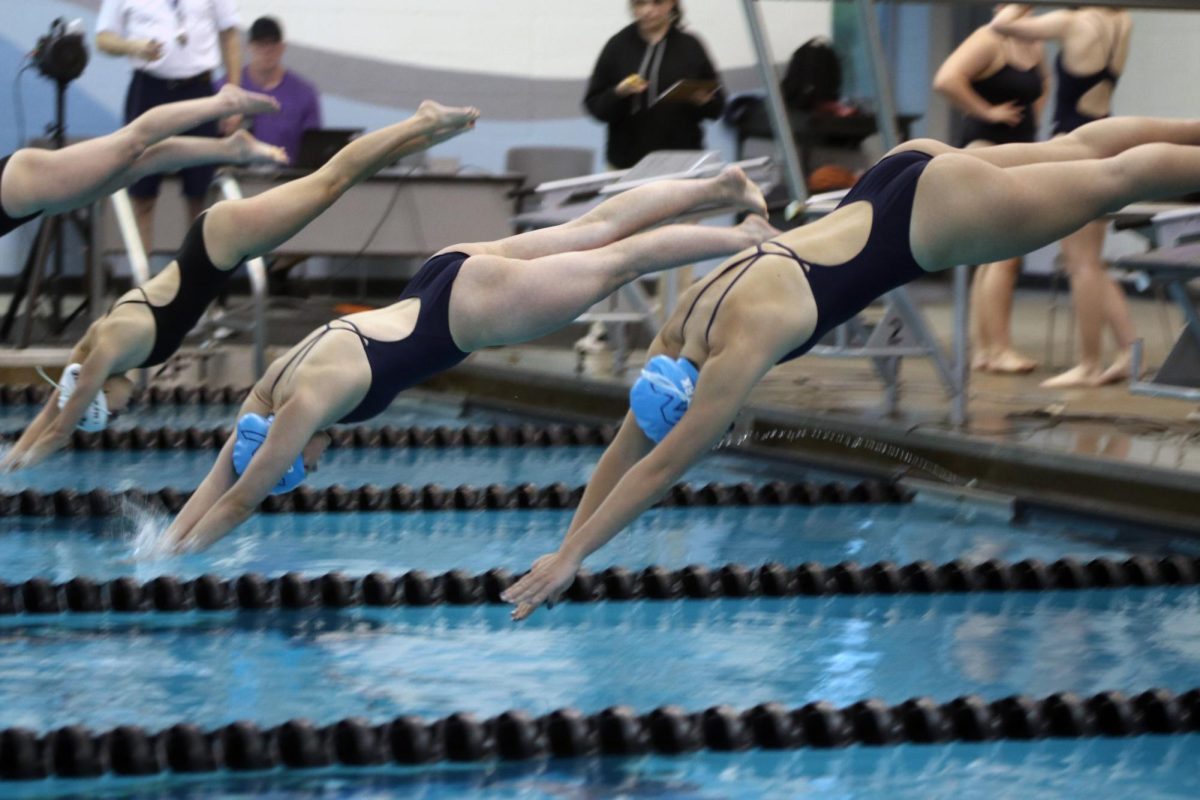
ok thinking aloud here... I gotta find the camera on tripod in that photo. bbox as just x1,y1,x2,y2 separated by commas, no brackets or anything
33,18,88,85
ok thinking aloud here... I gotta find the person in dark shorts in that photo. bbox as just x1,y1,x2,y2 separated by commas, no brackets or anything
96,0,243,252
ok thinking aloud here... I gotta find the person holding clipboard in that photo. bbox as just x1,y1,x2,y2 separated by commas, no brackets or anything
584,0,724,169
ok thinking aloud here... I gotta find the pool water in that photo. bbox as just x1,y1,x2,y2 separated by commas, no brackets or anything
0,404,1196,799
0,499,1150,583
3,590,1198,733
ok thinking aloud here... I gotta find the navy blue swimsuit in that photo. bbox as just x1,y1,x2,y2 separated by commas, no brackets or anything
110,213,240,368
680,149,933,362
273,251,470,424
1052,53,1119,136
0,155,42,237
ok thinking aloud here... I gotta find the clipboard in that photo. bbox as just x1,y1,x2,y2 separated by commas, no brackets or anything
654,79,720,106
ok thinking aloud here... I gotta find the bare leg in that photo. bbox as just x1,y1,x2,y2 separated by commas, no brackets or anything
471,165,768,261
969,263,989,369
72,132,287,208
0,85,279,217
1043,221,1112,387
452,215,777,348
912,142,1200,272
897,118,1200,171
1096,261,1138,384
201,101,479,269
975,257,1037,373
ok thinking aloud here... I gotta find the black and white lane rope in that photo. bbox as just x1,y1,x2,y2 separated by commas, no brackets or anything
1,688,1197,778
0,479,911,518
3,555,1197,614
0,384,248,408
1,423,622,450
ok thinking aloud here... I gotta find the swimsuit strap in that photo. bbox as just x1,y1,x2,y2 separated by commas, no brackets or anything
109,287,152,314
269,319,370,396
680,242,810,346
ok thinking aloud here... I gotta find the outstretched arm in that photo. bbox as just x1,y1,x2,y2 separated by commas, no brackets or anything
991,10,1071,41
504,343,774,620
163,427,243,546
167,394,327,552
6,352,117,471
0,396,60,471
558,334,672,538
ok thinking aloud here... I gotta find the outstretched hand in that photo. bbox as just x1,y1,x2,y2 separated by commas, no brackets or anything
502,552,581,621
4,434,64,473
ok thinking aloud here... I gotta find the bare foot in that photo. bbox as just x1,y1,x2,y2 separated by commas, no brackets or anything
216,83,280,116
716,165,768,218
971,352,991,372
229,130,288,166
737,214,780,245
416,99,481,130
1095,348,1133,385
985,349,1038,374
1040,364,1105,388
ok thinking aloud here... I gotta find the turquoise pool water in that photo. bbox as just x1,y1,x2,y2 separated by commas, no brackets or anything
0,404,1195,799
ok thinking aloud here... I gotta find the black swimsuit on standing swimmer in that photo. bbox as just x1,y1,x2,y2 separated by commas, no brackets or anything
1052,53,1119,136
0,155,43,237
270,251,470,424
959,64,1042,146
108,213,241,368
680,150,933,361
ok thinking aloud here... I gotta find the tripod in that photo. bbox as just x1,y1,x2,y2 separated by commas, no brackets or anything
0,78,95,347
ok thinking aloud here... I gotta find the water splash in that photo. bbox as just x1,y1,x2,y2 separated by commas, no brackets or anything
123,497,175,561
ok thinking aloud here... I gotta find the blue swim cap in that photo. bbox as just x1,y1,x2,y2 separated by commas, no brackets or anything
232,413,305,494
629,355,699,443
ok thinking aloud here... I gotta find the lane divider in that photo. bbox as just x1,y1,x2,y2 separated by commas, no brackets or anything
1,687,1197,779
1,423,619,451
0,479,910,518
0,384,249,408
2,554,1194,615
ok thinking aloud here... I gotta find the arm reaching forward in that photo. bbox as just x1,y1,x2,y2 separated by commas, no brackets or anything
503,341,775,621
165,392,328,552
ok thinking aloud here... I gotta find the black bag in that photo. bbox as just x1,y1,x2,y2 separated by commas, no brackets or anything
781,37,842,112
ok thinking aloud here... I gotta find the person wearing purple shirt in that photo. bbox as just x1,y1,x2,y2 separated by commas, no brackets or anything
224,17,320,164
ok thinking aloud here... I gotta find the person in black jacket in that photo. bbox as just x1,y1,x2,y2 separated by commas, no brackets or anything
584,0,724,169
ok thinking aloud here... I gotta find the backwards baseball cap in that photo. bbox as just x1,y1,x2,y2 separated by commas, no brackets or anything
248,17,283,43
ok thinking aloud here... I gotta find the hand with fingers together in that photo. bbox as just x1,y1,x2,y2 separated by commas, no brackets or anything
502,552,581,621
